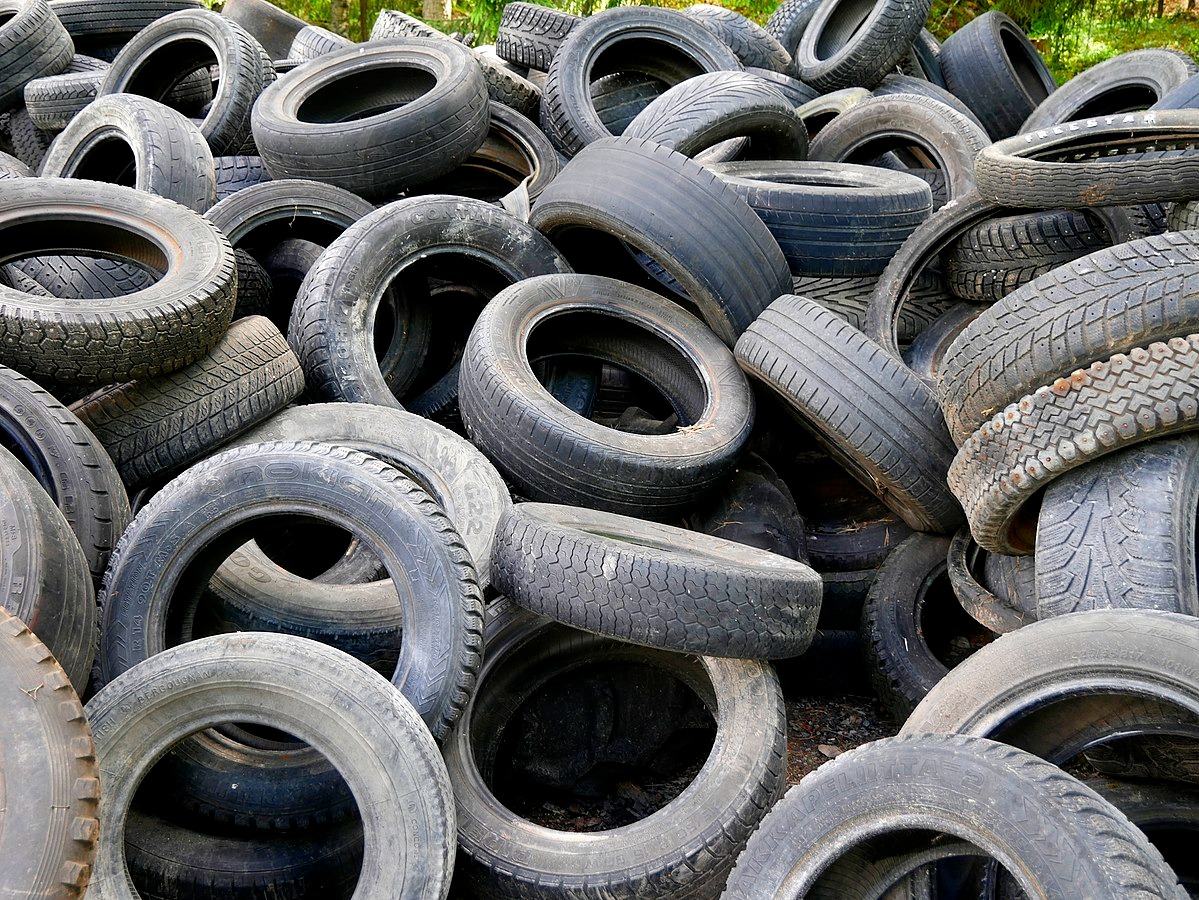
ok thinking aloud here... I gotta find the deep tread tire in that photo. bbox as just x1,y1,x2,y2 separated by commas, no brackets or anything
494,1,580,72
680,3,791,73
0,0,74,113
794,0,933,92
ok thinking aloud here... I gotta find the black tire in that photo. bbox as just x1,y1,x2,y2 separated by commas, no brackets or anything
588,71,663,134
0,364,130,584
1022,47,1197,133
100,9,273,157
1156,71,1199,110
286,23,352,60
47,0,202,50
494,2,580,72
494,502,821,658
289,194,571,408
796,272,960,344
0,178,236,385
220,0,306,60
808,92,989,209
539,6,741,158
939,11,1056,140
40,93,216,212
795,85,870,136
22,53,107,130
722,733,1185,899
745,67,817,108
946,528,1035,634
460,273,755,515
794,0,933,92
711,160,931,276
7,104,54,169
85,632,456,898
0,0,74,113
765,0,823,57
6,252,156,301
975,109,1199,208
1035,435,1199,619
872,72,985,132
230,247,272,318
0,605,98,898
213,154,270,199
805,499,912,572
444,599,787,900
680,3,791,73
529,137,791,346
623,70,808,162
252,40,488,201
71,315,304,489
204,177,374,251
736,295,963,533
900,302,983,382
938,230,1199,445
0,444,96,691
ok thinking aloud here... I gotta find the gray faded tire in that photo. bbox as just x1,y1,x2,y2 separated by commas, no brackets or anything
794,0,933,92
939,11,1055,140
1022,48,1197,133
220,0,306,60
680,4,791,73
204,177,374,250
947,528,1034,634
0,446,96,690
765,0,823,56
0,147,30,176
0,0,74,112
445,599,787,900
84,632,455,899
622,71,808,162
539,6,741,158
0,178,236,385
0,363,130,584
872,73,986,132
796,86,870,136
1035,435,1199,619
937,230,1199,445
722,733,1185,899
975,110,1199,208
529,137,791,346
100,9,273,157
746,66,819,107
735,295,963,533
23,53,108,130
0,605,98,898
493,502,821,658
96,441,484,740
253,41,488,201
494,2,579,71
71,315,305,490
458,274,754,515
950,335,1199,555
1172,200,1199,230
794,272,959,341
213,154,270,200
40,93,217,213
287,24,352,60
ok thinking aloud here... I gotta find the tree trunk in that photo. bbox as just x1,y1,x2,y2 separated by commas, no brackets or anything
423,0,452,21
330,0,350,36
359,0,369,40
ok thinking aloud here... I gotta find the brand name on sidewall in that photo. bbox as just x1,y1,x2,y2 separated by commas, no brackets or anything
1025,113,1158,142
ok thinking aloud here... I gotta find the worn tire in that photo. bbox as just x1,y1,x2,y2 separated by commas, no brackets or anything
212,154,270,200
680,3,791,73
946,529,1035,634
22,53,107,130
495,2,579,72
221,0,306,60
794,0,933,92
0,0,74,113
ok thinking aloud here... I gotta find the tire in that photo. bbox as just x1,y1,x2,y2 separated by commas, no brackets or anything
0,146,30,176
0,605,98,898
805,499,912,572
494,502,821,658
459,273,754,515
795,0,933,92
765,0,823,57
252,41,488,201
0,178,236,385
0,446,96,690
97,441,483,739
937,230,1199,445
494,2,580,72
23,53,108,130
797,272,960,344
529,137,791,347
289,194,571,407
871,72,985,132
71,315,304,489
900,302,984,382
444,599,787,900
204,177,374,249
722,733,1184,899
287,24,352,60
982,546,1038,617
939,11,1056,140
6,252,156,300
711,161,931,276
0,364,130,584
230,248,272,318
0,0,74,113
795,85,870,136
1172,200,1199,230
808,93,989,209
220,0,306,60
946,528,1035,634
975,109,1199,207
623,71,808,163
680,4,791,73
539,6,741,158
1022,48,1197,133
745,66,818,107
588,71,664,134
8,104,54,169
40,93,216,212
46,0,202,49
1035,435,1199,619
84,632,456,899
735,295,963,533
213,154,270,199
1156,71,1199,110
911,27,944,86
100,9,273,157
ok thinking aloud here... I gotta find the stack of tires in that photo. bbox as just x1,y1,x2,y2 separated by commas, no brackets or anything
0,0,1197,896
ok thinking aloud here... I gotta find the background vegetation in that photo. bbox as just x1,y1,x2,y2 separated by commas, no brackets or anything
224,0,1199,82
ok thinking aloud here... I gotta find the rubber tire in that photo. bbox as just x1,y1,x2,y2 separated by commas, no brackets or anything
0,178,236,384
805,499,912,573
900,302,984,382
1156,71,1199,110
286,23,352,60
213,154,270,200
1035,434,1199,618
252,40,488,201
0,605,99,898
84,632,456,899
680,4,791,73
444,599,787,900
494,2,580,72
794,271,958,343
871,72,986,132
219,0,306,60
0,363,130,584
7,104,55,169
71,315,304,489
22,53,108,130
0,0,74,113
0,146,30,176
765,0,824,57
40,93,216,212
46,0,202,47
493,502,821,658
735,294,963,533
204,177,375,250
529,137,791,347
795,0,934,92
795,85,870,136
946,528,1034,634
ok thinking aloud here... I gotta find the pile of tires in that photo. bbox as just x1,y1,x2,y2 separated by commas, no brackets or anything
0,0,1197,896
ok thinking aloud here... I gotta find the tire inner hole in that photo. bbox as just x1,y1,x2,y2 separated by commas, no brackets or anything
298,65,437,123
